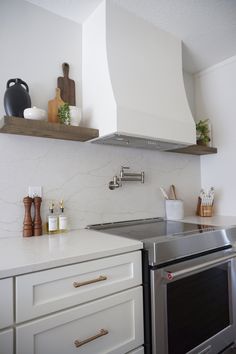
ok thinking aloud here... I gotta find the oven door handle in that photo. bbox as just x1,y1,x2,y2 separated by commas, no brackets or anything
163,252,236,281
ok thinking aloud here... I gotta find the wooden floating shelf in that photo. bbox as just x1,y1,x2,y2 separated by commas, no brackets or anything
168,144,217,155
0,116,99,142
0,117,217,155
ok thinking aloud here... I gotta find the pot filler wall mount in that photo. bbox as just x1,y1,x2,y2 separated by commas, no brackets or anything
109,166,144,190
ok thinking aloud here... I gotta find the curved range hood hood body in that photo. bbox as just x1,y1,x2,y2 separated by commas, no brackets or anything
82,0,196,150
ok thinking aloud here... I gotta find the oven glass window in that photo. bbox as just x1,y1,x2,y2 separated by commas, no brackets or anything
167,263,230,354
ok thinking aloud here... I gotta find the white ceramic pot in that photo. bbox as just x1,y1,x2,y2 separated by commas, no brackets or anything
165,199,184,220
24,106,47,120
69,106,81,126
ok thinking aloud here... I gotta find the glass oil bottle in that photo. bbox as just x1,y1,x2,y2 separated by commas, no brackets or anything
58,200,68,233
47,202,58,235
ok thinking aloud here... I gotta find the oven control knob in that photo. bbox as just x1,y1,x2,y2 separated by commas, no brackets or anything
165,272,174,280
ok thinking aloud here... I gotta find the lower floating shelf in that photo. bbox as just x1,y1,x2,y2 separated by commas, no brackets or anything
168,144,217,155
0,116,99,142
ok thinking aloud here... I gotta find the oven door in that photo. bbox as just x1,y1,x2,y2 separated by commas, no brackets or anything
150,249,236,354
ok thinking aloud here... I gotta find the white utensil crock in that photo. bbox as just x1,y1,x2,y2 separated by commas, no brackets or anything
165,200,184,220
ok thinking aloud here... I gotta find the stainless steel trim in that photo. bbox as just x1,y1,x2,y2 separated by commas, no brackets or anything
196,345,211,354
86,217,164,230
148,228,234,266
151,251,236,354
90,132,189,151
163,252,236,282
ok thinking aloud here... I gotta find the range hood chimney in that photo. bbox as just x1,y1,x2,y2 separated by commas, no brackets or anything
82,0,196,150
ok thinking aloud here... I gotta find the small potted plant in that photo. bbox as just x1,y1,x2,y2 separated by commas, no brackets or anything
58,103,71,125
196,119,211,146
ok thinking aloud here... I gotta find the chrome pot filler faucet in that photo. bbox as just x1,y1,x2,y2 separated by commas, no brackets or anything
109,166,145,190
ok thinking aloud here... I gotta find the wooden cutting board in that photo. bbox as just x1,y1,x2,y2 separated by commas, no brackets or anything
48,88,64,123
57,63,75,105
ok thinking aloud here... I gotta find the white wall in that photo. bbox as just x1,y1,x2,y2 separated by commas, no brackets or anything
0,0,201,238
0,0,81,116
195,56,236,215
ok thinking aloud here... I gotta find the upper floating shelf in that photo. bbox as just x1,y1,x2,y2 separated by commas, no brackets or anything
0,116,99,142
168,144,217,155
0,116,217,155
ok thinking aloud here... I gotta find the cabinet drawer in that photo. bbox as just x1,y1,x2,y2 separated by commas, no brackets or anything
0,278,13,329
0,329,14,354
16,251,142,322
16,287,143,354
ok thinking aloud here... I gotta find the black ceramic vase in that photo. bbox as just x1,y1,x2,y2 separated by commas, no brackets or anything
4,78,31,117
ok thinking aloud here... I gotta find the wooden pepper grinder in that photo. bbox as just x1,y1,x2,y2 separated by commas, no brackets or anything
33,197,42,236
23,196,33,237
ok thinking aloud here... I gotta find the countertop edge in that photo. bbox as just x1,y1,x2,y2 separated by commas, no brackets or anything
0,229,143,278
0,244,142,278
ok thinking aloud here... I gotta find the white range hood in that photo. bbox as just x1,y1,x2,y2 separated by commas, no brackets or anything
82,0,196,150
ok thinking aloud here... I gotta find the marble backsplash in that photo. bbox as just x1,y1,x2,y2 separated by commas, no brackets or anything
0,134,200,238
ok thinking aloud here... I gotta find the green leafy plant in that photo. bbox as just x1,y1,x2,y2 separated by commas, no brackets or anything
58,103,71,125
196,119,210,145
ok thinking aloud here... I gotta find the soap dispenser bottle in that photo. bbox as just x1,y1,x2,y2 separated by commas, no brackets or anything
58,200,68,232
47,202,58,235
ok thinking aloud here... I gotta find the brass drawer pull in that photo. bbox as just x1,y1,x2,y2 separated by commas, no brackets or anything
74,328,109,348
73,275,107,288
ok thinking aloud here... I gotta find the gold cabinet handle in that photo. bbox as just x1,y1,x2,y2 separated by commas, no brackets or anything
73,275,107,288
74,328,109,348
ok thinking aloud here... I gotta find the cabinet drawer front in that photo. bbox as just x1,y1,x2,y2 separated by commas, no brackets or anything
16,251,142,322
0,278,13,329
16,287,143,354
0,329,14,354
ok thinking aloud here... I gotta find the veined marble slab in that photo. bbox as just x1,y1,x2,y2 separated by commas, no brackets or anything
0,135,201,238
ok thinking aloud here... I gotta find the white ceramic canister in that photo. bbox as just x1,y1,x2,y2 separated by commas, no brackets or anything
23,106,46,120
69,106,81,126
165,200,184,220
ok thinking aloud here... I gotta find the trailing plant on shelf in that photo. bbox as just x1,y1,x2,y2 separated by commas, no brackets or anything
196,119,211,146
58,103,71,125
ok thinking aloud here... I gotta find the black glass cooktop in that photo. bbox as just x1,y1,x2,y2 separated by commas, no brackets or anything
87,218,216,241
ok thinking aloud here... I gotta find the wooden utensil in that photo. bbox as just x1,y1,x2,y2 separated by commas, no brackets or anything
160,187,169,200
48,88,64,123
170,185,177,200
57,63,76,105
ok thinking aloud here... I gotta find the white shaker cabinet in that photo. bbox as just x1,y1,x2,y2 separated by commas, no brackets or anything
0,278,13,329
16,251,141,322
16,287,143,354
0,329,14,354
11,250,143,354
0,279,14,354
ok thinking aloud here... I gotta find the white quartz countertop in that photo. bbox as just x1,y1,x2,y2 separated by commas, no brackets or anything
1,215,235,279
182,215,236,227
0,229,142,278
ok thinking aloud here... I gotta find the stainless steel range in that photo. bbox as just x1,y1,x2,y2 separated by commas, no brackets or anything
87,217,236,354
